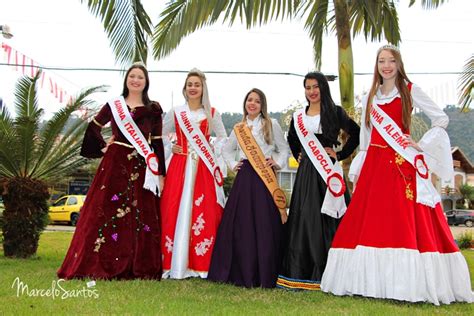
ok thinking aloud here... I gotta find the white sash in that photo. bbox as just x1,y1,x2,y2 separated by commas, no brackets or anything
108,96,160,196
293,109,346,218
174,105,225,208
370,103,440,207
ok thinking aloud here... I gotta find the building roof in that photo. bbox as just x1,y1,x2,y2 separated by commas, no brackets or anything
452,147,474,173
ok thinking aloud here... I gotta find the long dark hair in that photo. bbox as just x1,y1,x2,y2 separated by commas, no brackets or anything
242,88,273,145
304,72,339,144
121,63,152,109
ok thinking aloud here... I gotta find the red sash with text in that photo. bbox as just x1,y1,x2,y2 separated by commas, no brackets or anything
174,105,225,207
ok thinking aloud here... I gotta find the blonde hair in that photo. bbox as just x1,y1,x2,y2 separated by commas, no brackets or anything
242,88,273,145
365,46,413,130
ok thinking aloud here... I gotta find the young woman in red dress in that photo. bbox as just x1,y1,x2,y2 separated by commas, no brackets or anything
160,69,227,279
58,63,166,280
321,45,473,304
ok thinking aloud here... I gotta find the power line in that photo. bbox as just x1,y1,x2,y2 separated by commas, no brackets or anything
0,62,469,76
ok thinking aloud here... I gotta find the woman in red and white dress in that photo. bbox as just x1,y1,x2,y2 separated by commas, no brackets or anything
321,45,473,305
160,69,227,279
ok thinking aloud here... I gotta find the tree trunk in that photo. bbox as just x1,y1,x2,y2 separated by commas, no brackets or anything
2,177,49,258
334,0,354,112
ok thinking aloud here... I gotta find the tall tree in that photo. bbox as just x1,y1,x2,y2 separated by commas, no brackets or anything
0,71,105,258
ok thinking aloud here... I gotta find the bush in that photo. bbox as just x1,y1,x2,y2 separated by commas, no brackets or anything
457,231,473,250
2,177,50,258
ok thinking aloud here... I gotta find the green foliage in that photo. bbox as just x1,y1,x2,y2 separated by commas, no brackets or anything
0,72,105,257
80,0,153,66
459,184,474,209
457,231,473,250
223,170,236,197
458,54,473,111
2,177,49,258
220,112,284,135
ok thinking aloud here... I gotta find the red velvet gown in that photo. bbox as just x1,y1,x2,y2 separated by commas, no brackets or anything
321,94,473,304
57,102,166,280
160,109,223,278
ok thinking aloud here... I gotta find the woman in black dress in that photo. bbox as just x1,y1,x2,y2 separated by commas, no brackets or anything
277,72,359,290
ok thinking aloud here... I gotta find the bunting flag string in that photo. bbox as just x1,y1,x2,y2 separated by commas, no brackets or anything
1,42,74,105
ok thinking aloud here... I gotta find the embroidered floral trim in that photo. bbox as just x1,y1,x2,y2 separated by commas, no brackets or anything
192,213,205,236
94,155,153,252
194,194,204,207
405,183,414,200
165,236,173,253
195,237,214,256
395,153,405,166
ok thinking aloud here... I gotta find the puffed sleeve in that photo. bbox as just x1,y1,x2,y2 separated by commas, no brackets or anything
335,106,360,161
211,109,228,177
223,129,239,171
287,117,302,160
412,84,453,180
161,110,175,162
80,104,111,158
270,119,290,169
150,102,166,176
348,94,371,182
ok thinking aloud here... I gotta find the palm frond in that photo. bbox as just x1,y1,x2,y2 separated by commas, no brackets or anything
12,72,43,177
349,0,401,44
299,0,329,70
409,0,448,9
29,85,107,178
153,0,299,60
458,54,474,111
81,0,153,66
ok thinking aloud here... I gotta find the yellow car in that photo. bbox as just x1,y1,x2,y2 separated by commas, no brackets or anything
49,195,86,226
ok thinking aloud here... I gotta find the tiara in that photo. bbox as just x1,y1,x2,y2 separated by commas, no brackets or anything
132,61,146,67
377,44,400,53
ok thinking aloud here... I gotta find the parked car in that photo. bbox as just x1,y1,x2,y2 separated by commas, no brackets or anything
49,195,86,226
446,209,474,227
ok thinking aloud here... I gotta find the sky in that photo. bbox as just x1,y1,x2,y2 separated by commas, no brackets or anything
0,0,473,118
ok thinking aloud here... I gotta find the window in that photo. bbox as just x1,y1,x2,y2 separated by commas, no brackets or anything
53,197,67,207
67,196,78,205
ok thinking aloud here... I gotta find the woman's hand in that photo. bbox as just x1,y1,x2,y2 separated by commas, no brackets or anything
280,210,288,224
266,157,280,169
101,135,115,153
324,147,337,159
233,160,243,172
171,144,183,154
402,134,422,151
159,176,165,194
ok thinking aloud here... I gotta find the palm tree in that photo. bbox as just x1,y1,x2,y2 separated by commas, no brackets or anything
0,71,106,258
458,54,473,112
82,0,446,112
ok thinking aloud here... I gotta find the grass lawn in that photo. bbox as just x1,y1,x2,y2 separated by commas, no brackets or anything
0,232,473,315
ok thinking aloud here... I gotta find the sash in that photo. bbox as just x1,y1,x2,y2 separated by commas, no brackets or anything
293,109,346,218
174,105,225,207
108,96,160,195
233,123,287,221
369,103,440,207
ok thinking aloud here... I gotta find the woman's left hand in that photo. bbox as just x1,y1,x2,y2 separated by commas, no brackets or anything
266,157,280,169
159,176,165,194
324,147,337,159
402,134,422,151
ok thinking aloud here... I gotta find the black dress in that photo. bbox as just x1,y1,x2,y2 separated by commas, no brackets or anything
277,106,359,290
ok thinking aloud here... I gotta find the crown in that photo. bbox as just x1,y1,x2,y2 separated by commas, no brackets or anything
377,44,400,54
132,61,146,67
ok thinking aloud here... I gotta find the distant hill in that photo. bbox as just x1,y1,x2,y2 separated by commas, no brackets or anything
222,106,474,163
444,106,474,163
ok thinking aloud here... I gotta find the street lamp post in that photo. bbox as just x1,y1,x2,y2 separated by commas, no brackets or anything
1,24,13,39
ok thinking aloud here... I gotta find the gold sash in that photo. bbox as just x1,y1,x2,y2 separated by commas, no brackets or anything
234,123,287,223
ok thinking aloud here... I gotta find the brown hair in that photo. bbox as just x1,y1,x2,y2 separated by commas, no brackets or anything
121,62,152,109
365,47,412,130
242,88,273,145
